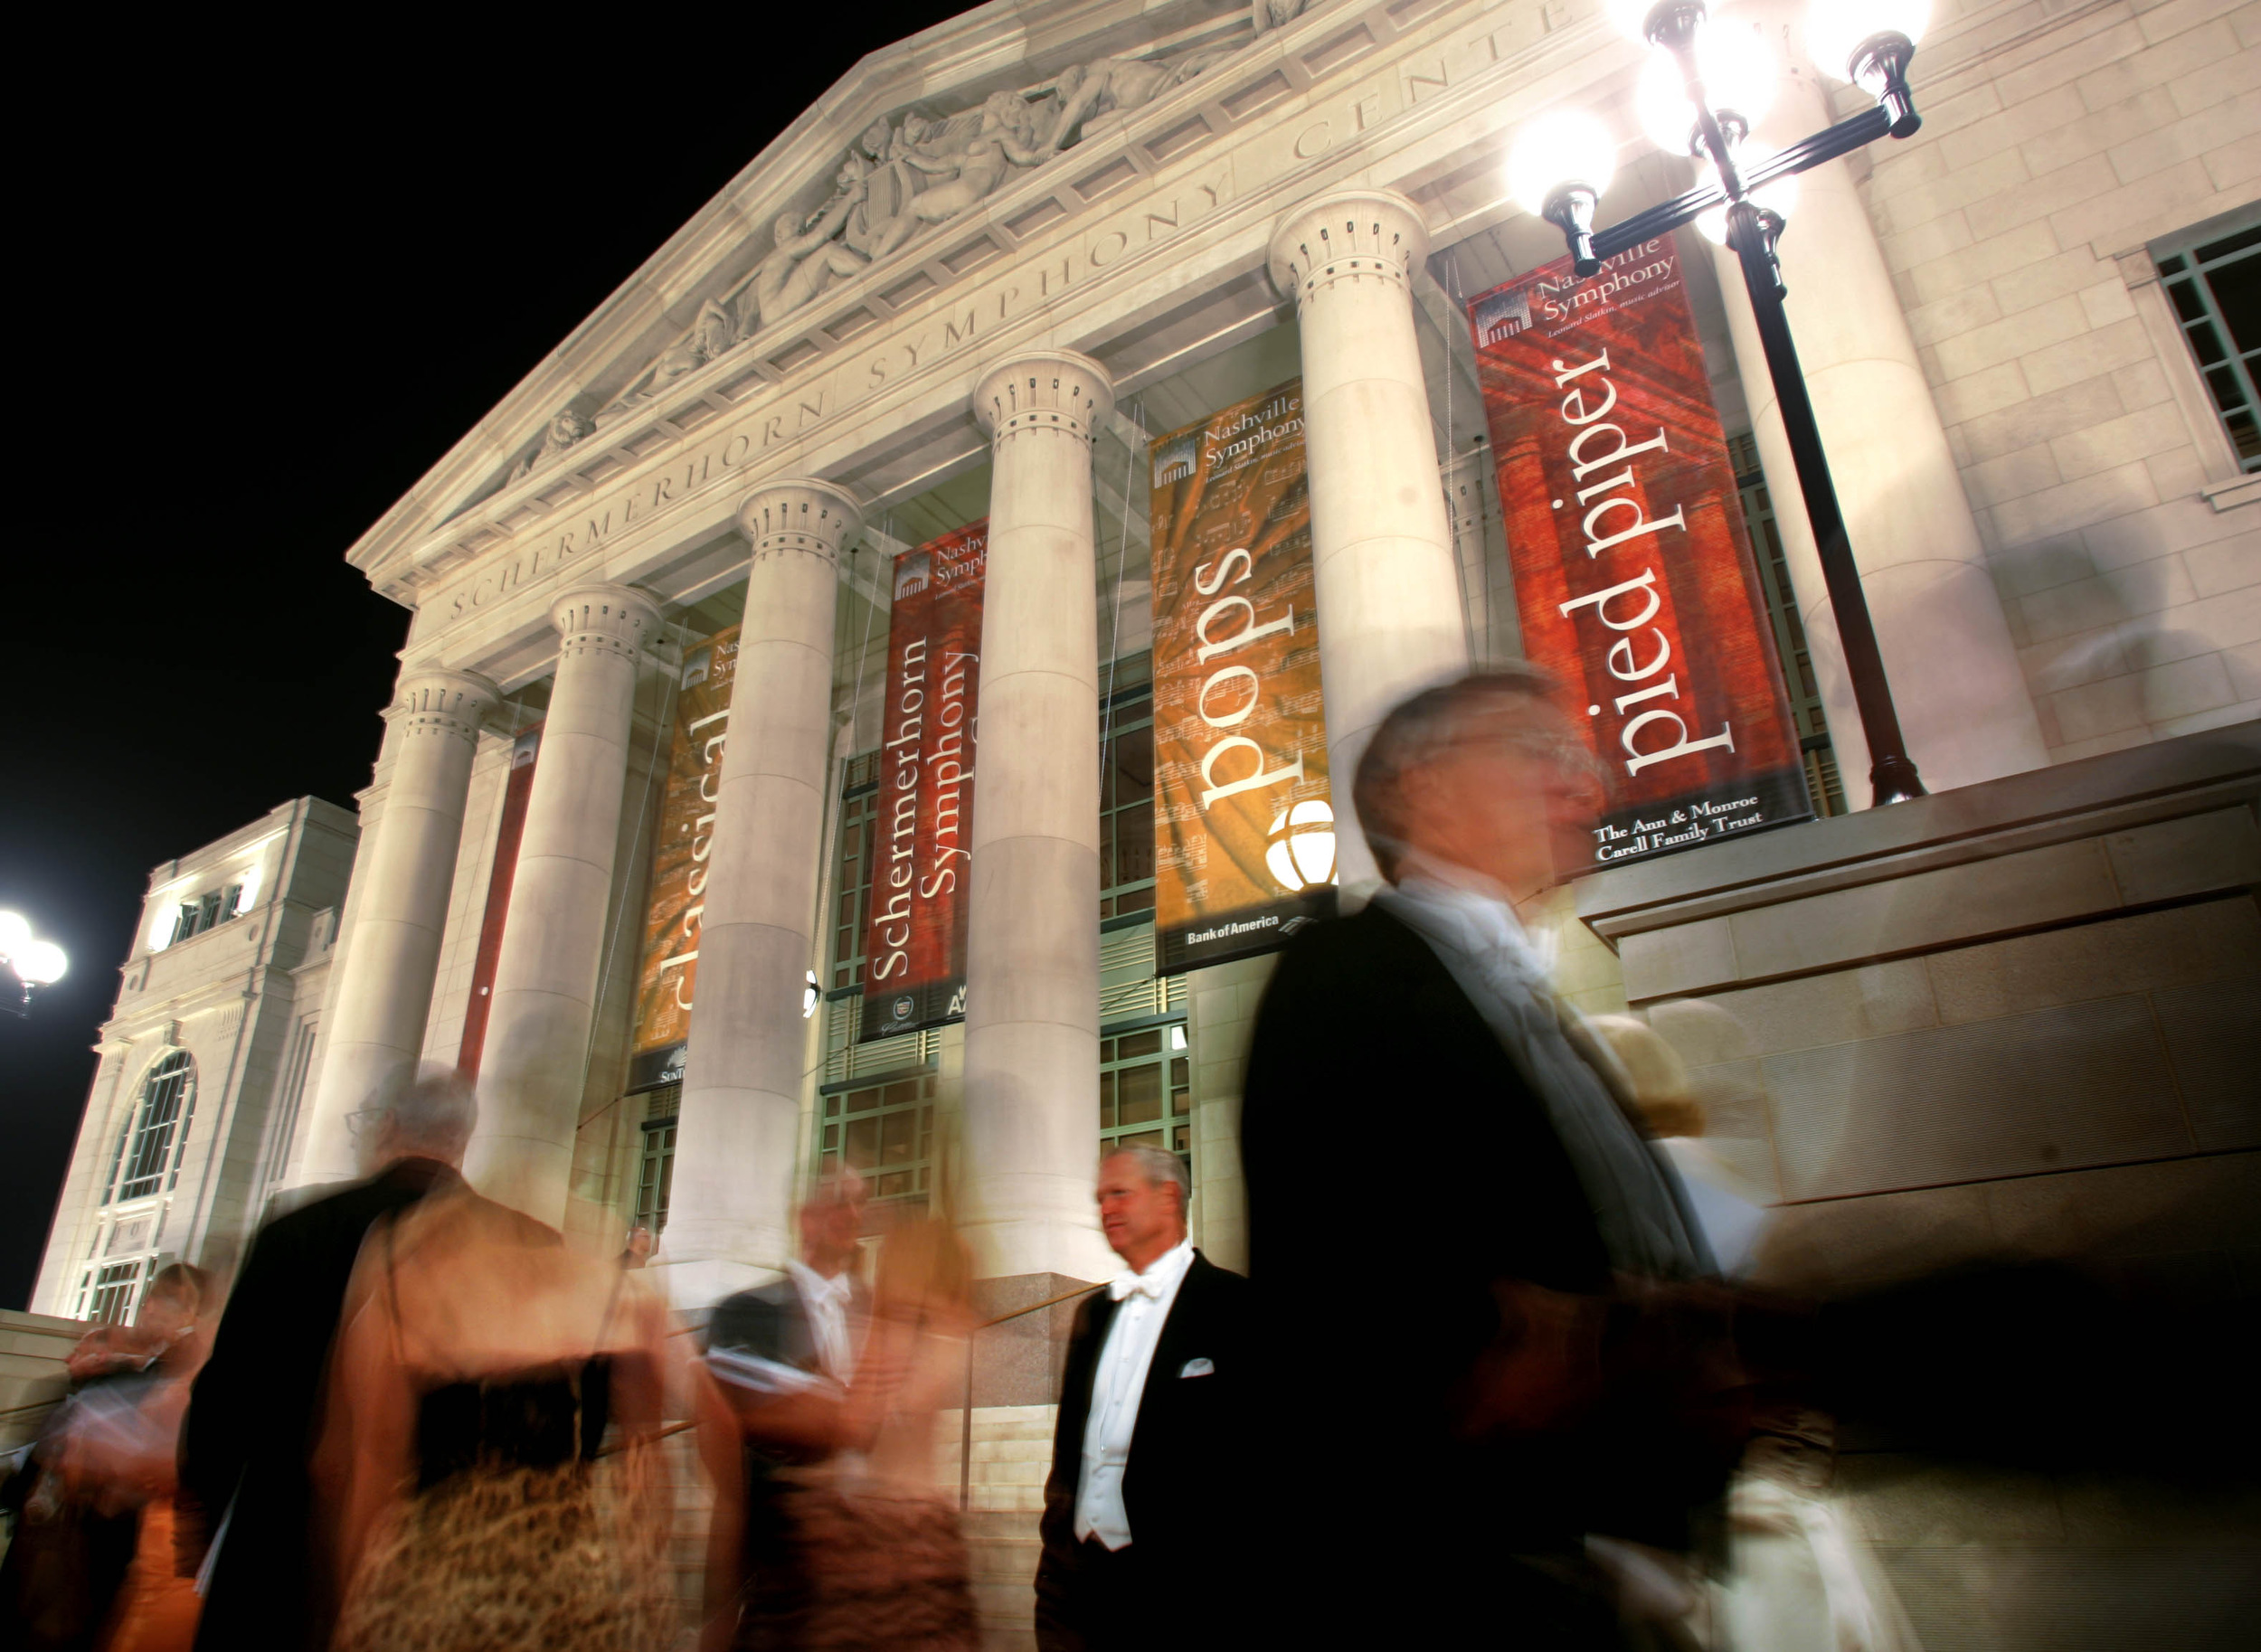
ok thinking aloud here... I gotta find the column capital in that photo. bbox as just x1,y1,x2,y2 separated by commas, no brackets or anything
549,583,662,666
1267,188,1431,308
737,477,866,569
388,666,502,745
972,350,1115,447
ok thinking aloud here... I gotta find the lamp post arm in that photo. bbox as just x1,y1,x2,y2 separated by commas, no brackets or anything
1588,104,1895,266
1724,203,1925,805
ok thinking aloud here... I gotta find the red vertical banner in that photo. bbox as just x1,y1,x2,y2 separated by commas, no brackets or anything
1470,233,1810,865
457,726,541,1078
859,523,985,1042
1149,378,1334,976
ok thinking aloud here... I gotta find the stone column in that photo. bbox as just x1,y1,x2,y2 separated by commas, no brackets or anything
299,666,499,1185
663,481,862,1309
1270,189,1471,895
960,350,1118,1284
466,583,660,1224
1712,15,2047,798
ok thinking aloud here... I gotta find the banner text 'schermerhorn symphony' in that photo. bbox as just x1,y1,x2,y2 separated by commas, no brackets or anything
1149,377,1336,977
1470,232,1811,864
859,523,986,1042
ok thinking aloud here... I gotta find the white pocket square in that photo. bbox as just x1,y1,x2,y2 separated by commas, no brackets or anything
1179,1357,1215,1378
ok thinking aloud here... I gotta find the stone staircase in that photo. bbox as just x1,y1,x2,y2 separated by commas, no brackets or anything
932,1404,1055,1652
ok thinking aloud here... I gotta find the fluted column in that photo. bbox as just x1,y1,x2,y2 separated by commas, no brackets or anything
299,666,499,1185
664,481,862,1308
960,350,1117,1284
466,583,660,1223
1270,189,1471,895
1712,7,2046,798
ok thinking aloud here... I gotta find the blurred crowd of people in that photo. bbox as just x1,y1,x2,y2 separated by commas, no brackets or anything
4,666,2243,1652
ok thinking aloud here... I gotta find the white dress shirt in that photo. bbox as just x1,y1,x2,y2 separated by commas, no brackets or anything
786,1259,856,1381
1074,1236,1196,1550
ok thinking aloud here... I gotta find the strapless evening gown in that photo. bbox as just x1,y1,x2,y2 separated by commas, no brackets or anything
331,1360,673,1652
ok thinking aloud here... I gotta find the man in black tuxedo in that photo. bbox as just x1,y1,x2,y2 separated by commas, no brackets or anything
1035,1146,1250,1652
698,1171,873,1651
179,1066,477,1652
1242,668,1737,1647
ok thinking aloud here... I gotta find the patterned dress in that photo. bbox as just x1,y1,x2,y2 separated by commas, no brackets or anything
331,1359,674,1652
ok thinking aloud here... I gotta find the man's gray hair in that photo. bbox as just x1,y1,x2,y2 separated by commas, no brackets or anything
370,1063,478,1151
1352,664,1558,883
1102,1144,1191,1219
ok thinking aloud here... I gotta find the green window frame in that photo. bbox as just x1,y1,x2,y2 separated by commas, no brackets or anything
82,1260,146,1326
818,1073,938,1205
109,1051,196,1204
1100,1023,1191,1160
1100,651,1156,921
636,1084,680,1234
829,754,883,992
2154,212,2261,472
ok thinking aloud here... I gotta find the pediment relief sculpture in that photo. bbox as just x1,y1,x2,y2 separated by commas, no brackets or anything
507,407,596,483
560,0,1322,448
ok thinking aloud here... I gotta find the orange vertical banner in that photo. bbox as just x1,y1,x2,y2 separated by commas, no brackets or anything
1149,378,1335,976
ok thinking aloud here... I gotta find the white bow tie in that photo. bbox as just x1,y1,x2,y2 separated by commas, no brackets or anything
1110,1270,1166,1302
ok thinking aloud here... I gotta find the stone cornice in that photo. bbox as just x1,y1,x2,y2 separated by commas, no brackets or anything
387,0,1629,684
347,0,1254,591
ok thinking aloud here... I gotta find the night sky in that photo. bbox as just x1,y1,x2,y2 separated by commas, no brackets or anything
0,8,966,1310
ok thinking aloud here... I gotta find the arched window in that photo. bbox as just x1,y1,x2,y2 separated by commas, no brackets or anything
107,1052,197,1204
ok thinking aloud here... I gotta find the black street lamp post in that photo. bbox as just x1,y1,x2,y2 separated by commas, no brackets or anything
1518,0,1933,805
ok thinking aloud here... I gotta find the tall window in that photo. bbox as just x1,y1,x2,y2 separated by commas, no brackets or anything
636,1084,679,1233
261,1021,318,1196
1100,652,1155,921
2153,212,2261,471
1728,433,1846,817
1100,1024,1190,1159
108,1052,196,1204
828,752,882,991
818,1073,938,1204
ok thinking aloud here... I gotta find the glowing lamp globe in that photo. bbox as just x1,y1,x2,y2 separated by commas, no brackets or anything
1807,0,1929,80
1264,800,1338,892
1635,20,1778,155
14,939,67,986
0,911,29,956
1507,109,1619,218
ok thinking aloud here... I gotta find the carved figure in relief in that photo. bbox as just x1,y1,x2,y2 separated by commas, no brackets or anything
508,408,593,482
598,299,737,423
1251,0,1314,39
588,7,1306,415
747,175,871,328
842,115,937,258
877,90,1050,237
1029,43,1236,152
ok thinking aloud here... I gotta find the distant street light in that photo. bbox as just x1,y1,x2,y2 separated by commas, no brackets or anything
1,909,70,1015
1510,0,1933,806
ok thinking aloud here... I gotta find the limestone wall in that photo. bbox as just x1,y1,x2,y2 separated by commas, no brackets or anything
1863,0,2261,758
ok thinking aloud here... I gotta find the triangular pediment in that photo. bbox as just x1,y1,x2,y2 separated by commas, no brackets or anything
352,0,1331,591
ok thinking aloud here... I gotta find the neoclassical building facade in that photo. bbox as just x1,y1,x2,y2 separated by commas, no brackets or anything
38,0,2259,1322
